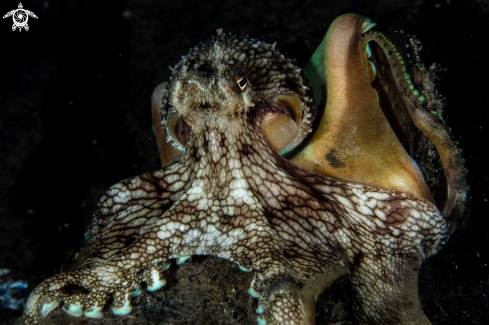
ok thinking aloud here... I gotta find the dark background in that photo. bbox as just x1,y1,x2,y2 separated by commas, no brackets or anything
0,0,488,324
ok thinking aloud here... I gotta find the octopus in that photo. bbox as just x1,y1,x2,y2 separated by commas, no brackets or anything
23,14,467,325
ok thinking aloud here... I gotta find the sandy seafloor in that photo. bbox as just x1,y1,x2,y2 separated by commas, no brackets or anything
0,0,488,324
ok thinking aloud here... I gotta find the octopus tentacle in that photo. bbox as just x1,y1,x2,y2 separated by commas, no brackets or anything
24,162,195,323
349,253,430,324
360,31,468,225
287,14,465,322
232,147,446,324
265,279,316,325
288,160,446,324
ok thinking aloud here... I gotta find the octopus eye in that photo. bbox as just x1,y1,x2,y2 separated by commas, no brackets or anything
262,94,304,153
166,112,190,149
235,70,248,93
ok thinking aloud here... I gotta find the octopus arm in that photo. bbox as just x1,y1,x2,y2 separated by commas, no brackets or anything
289,14,461,323
23,163,195,324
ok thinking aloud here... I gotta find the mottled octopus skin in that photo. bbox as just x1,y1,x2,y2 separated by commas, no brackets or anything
23,14,467,325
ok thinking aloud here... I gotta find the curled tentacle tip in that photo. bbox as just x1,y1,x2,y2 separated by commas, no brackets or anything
40,301,59,317
161,260,171,271
111,300,132,316
257,315,267,325
256,303,264,314
84,306,103,318
247,287,261,298
366,42,372,58
131,285,142,297
176,255,191,265
62,303,83,317
361,18,377,33
368,60,377,81
146,268,166,292
146,278,166,292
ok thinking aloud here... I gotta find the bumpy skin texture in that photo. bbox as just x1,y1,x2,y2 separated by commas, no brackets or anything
24,14,467,325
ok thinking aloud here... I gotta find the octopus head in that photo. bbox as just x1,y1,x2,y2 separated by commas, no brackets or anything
160,30,315,156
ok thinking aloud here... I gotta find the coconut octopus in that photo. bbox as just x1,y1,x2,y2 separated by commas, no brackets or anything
23,13,467,325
